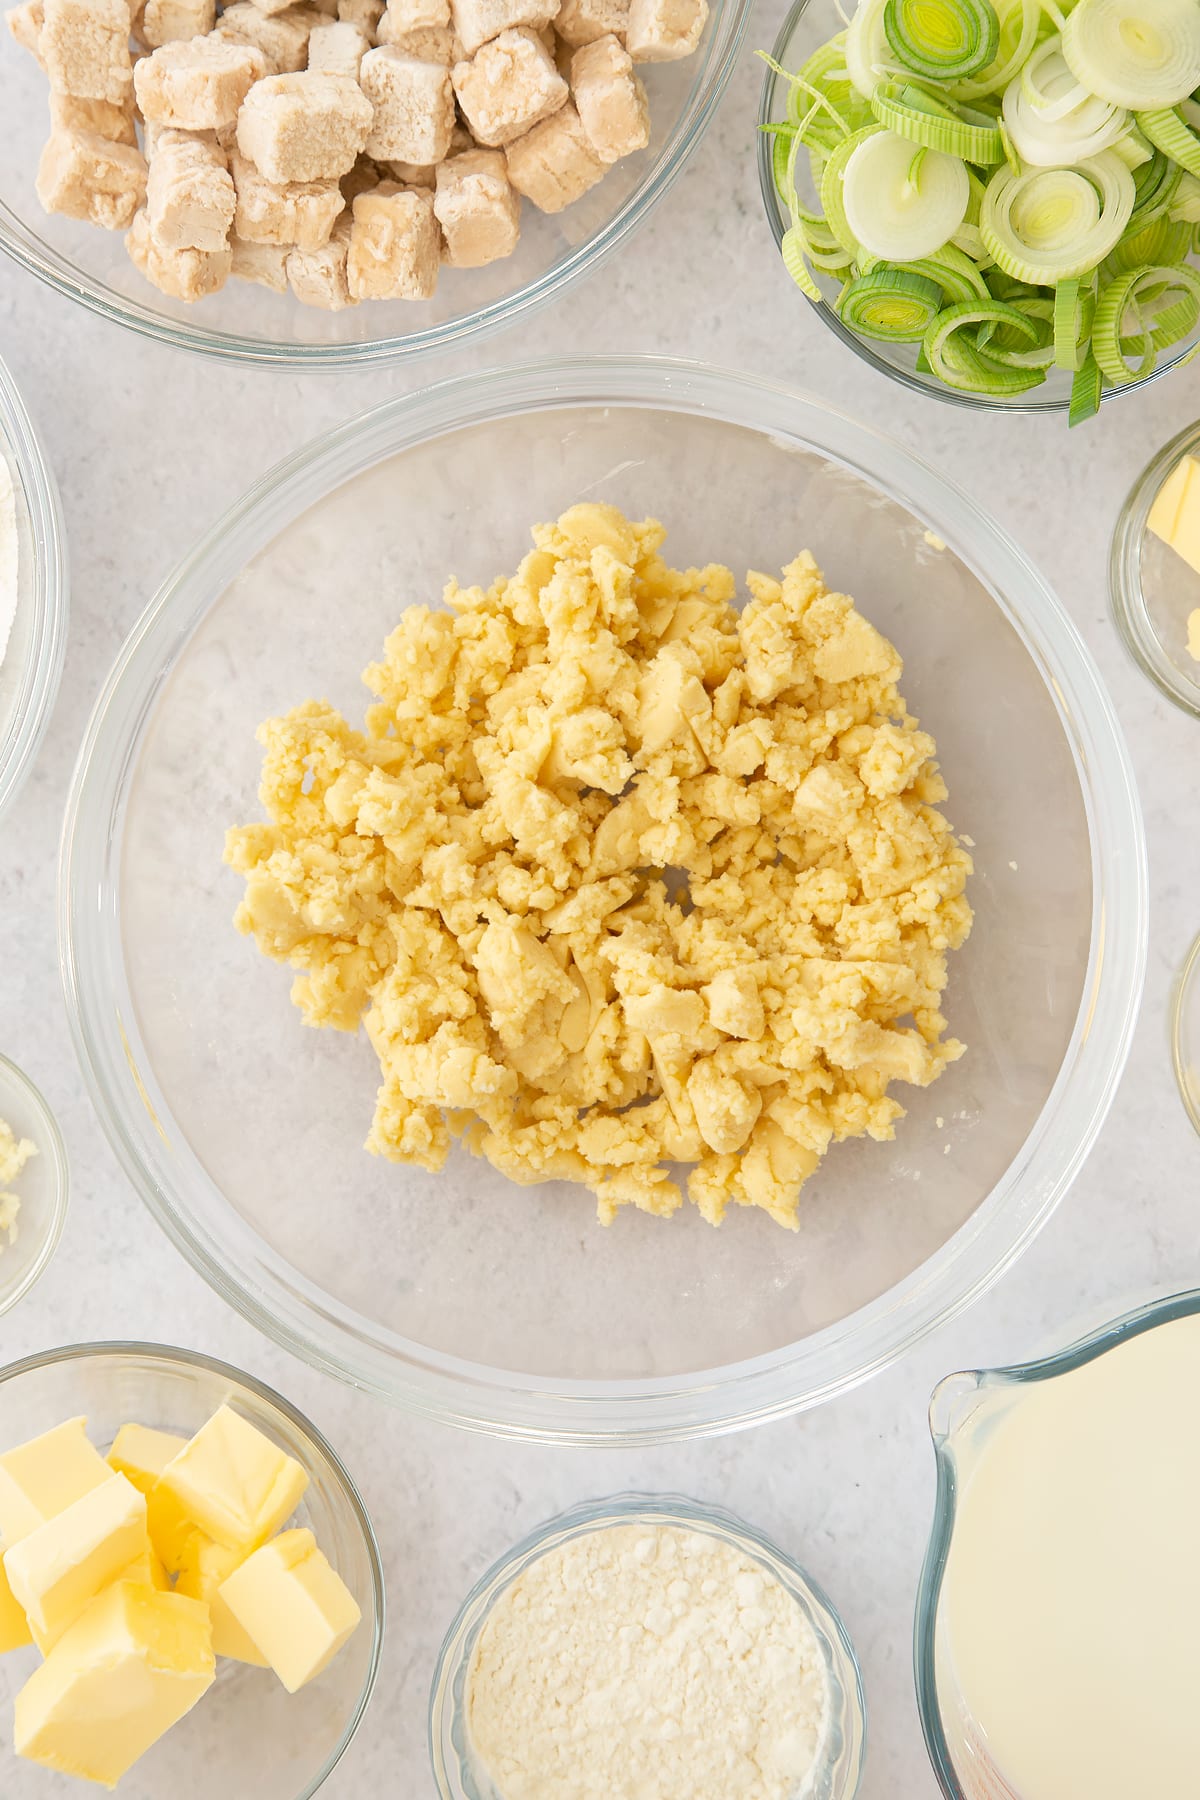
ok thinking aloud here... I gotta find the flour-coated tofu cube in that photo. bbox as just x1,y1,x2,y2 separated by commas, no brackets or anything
36,125,147,226
570,34,645,159
232,148,345,246
554,0,625,44
452,27,565,147
135,38,266,128
346,180,439,297
433,146,518,265
306,16,368,72
140,0,214,45
449,0,557,54
41,0,132,102
230,232,290,287
377,21,460,58
504,96,601,208
6,1,45,64
286,214,356,305
214,2,315,71
360,45,455,161
336,0,383,32
147,126,234,249
384,155,435,185
625,0,703,59
49,91,138,144
242,0,297,14
127,203,231,295
236,72,372,181
378,0,448,34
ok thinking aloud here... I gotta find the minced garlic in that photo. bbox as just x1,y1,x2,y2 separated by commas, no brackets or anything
226,503,973,1228
0,1117,36,1253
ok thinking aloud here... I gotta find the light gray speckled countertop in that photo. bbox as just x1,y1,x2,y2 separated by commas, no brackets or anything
2,14,1199,1796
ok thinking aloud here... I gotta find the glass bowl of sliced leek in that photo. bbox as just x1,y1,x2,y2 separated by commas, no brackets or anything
758,0,1200,420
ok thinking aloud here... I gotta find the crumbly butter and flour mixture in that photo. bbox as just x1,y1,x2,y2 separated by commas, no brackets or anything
466,1521,830,1800
226,503,973,1227
0,1117,36,1253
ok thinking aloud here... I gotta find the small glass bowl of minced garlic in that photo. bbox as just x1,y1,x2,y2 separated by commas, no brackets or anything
1111,421,1200,719
429,1494,866,1800
0,1053,68,1317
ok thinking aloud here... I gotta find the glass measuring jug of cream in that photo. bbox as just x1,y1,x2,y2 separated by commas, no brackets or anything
915,1290,1200,1800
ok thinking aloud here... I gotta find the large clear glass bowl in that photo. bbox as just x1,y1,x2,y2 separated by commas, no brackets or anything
429,1493,866,1799
60,356,1146,1444
0,351,67,824
757,0,1200,415
0,11,747,370
0,1052,69,1319
0,1342,384,1800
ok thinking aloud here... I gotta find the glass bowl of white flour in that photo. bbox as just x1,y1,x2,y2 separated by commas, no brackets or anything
429,1492,865,1800
0,350,67,828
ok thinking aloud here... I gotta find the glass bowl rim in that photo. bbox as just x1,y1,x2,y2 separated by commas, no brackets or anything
755,0,1198,417
913,1285,1200,1799
1109,417,1200,720
1170,928,1200,1138
0,348,68,824
0,0,750,373
58,352,1148,1445
428,1488,867,1800
0,1336,387,1800
0,1050,69,1319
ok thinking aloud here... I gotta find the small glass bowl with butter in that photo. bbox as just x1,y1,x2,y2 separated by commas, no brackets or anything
0,1343,384,1800
429,1493,866,1800
1111,421,1200,719
0,1053,68,1319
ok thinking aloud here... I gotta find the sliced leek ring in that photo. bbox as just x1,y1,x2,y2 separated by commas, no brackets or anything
837,267,946,336
981,152,1135,281
1062,0,1200,111
871,79,1005,160
883,0,1000,82
842,128,970,260
1003,43,1128,165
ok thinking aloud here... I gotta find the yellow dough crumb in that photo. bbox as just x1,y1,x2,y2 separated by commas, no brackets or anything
225,505,973,1229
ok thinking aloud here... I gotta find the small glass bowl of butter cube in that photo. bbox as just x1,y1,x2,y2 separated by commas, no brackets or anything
1111,422,1200,719
0,1054,69,1320
0,1343,384,1797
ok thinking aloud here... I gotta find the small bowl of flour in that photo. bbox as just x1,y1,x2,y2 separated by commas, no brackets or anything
430,1494,865,1800
0,352,68,827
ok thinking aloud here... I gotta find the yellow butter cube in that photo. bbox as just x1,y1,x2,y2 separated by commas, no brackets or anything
219,1527,361,1693
145,1478,198,1576
175,1531,268,1666
1148,453,1200,578
150,1405,308,1559
4,1474,148,1653
0,1552,32,1653
107,1424,188,1498
120,1540,172,1594
0,1419,111,1548
15,1581,214,1790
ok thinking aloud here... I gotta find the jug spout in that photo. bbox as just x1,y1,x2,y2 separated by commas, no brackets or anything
928,1369,988,1445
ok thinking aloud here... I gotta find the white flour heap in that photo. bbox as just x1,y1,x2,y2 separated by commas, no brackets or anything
466,1521,831,1800
0,451,17,669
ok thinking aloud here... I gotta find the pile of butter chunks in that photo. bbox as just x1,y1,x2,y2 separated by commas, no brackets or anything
0,1407,361,1787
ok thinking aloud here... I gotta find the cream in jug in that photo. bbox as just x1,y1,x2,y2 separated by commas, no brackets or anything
936,1311,1200,1800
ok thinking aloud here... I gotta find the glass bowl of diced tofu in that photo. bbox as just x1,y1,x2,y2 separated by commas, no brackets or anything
0,1343,384,1798
1111,419,1200,719
0,0,748,367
